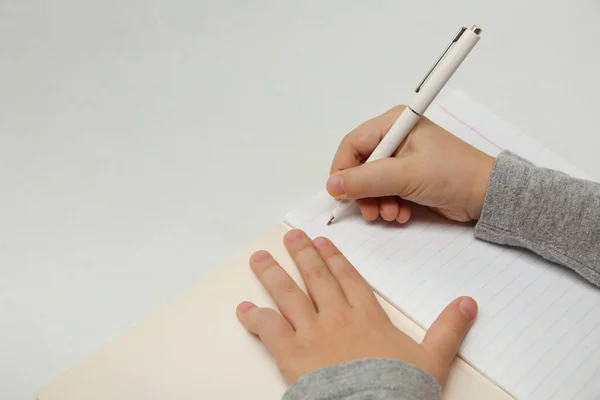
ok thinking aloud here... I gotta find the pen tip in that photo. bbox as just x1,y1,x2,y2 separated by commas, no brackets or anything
327,216,334,226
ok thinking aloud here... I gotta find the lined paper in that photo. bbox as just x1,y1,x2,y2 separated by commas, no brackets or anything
284,91,600,400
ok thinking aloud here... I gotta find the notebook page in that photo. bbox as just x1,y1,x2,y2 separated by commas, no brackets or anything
284,91,600,400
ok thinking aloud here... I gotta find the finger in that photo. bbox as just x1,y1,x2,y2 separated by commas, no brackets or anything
312,237,379,308
396,202,412,224
421,297,478,380
249,250,316,328
236,301,295,355
379,197,400,222
328,157,417,200
329,106,406,175
284,229,347,312
357,198,380,221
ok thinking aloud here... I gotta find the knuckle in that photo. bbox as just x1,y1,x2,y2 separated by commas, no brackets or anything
276,278,297,296
337,134,353,155
303,263,324,281
353,131,371,148
290,241,313,255
253,308,273,325
296,324,319,343
341,131,354,144
253,259,277,275
317,244,339,260
295,248,326,282
325,308,354,329
245,309,269,333
334,262,362,283
435,321,463,343
336,311,354,326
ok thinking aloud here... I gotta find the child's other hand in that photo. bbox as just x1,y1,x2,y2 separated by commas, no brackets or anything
327,105,495,223
236,229,477,386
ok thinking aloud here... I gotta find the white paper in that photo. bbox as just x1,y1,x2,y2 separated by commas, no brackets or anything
284,91,600,400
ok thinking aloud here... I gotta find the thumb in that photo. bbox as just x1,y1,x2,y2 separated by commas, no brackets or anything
326,158,410,200
421,297,477,381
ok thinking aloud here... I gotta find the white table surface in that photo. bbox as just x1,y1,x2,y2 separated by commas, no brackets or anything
1,1,599,398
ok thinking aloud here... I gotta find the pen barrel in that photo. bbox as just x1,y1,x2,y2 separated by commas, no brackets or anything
366,110,420,162
410,29,481,114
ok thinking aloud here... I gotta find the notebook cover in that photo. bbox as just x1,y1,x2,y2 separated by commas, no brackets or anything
37,223,511,400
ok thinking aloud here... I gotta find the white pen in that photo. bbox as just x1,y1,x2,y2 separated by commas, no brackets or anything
327,25,482,226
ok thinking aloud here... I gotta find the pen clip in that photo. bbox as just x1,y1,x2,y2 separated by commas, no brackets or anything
415,26,466,93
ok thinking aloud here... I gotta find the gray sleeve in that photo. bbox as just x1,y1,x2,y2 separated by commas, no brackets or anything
283,151,600,400
475,150,600,287
282,359,441,400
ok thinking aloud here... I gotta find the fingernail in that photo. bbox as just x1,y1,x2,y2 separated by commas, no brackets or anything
459,298,477,322
313,237,330,249
237,301,255,313
251,250,271,262
327,175,345,195
285,229,303,242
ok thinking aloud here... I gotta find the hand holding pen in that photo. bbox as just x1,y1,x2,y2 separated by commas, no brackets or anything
326,25,494,225
327,25,483,225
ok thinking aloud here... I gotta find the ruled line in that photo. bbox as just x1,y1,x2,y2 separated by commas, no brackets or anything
284,92,600,399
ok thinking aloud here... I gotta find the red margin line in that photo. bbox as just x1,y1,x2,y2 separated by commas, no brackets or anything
437,104,504,151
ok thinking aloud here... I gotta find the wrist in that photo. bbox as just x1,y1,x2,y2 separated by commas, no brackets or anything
467,153,495,220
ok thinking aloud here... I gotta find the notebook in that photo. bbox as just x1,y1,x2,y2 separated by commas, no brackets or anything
284,90,600,400
36,223,510,400
36,91,597,400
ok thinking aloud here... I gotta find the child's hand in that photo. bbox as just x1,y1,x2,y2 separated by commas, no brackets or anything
327,105,495,223
236,229,477,386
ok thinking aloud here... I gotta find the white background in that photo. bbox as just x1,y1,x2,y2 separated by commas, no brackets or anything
1,1,599,398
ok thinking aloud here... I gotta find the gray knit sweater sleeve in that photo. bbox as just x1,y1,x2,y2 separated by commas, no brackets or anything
283,150,600,400
282,359,441,400
475,150,600,287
